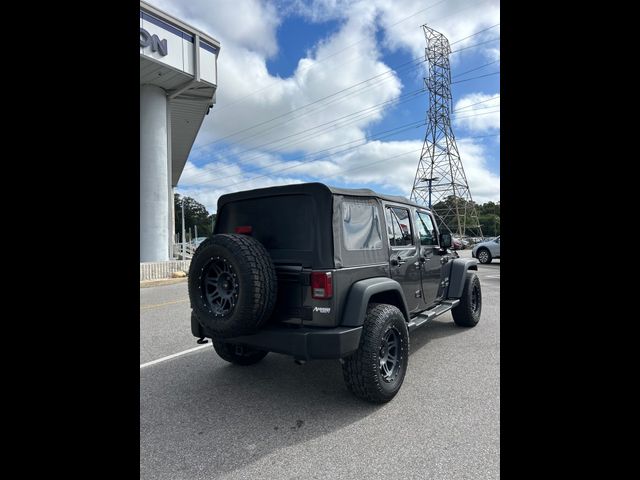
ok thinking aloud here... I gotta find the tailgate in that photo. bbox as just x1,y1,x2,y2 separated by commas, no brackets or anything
270,265,311,325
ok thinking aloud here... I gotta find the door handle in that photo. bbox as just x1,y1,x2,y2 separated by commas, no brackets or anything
391,257,406,266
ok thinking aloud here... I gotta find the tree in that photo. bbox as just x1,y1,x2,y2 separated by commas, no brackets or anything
174,193,214,239
478,214,500,237
431,196,500,237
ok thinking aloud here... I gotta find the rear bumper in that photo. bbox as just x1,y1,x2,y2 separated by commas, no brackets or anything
199,324,363,361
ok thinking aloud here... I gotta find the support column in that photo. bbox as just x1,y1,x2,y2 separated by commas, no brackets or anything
169,186,176,258
140,84,169,262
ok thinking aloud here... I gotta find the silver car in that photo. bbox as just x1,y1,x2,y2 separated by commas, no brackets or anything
472,236,500,264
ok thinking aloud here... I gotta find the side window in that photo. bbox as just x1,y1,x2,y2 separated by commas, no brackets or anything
342,198,383,250
416,211,437,246
385,206,414,247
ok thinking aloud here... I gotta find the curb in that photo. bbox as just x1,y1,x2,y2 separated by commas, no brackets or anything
140,277,188,288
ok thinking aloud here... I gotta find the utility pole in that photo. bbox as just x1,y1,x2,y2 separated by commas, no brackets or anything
420,176,439,208
181,198,186,260
410,25,482,238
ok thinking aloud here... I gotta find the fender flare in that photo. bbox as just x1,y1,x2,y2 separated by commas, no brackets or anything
445,258,479,299
341,277,409,327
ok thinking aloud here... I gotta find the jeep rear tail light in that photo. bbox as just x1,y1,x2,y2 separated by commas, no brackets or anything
311,271,333,299
235,226,253,234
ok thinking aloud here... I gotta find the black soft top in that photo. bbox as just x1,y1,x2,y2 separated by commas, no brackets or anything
215,182,427,269
217,182,423,210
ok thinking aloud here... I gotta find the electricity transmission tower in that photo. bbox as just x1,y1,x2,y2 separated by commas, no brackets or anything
410,25,483,238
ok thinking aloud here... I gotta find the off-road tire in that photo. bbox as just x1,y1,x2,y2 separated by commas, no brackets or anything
342,303,409,403
477,247,492,264
212,338,268,365
452,272,482,327
188,234,277,338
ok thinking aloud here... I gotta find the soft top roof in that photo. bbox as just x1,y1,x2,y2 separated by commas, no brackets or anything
217,182,426,211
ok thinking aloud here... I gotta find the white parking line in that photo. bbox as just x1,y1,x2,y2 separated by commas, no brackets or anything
140,344,210,369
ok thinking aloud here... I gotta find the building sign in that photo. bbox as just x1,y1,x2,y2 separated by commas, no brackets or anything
140,28,168,56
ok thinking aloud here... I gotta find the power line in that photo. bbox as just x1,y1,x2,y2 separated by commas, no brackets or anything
177,19,501,186
451,71,500,84
195,56,426,149
180,132,500,203
183,97,495,184
317,148,424,181
208,0,495,123
182,109,499,189
208,122,426,190
452,59,500,79
317,132,500,181
193,72,497,182
184,89,427,183
452,108,500,120
211,0,451,114
451,95,500,111
451,36,500,54
418,0,493,29
195,20,500,153
193,58,427,154
322,0,449,60
449,23,500,45
218,89,425,163
183,119,427,188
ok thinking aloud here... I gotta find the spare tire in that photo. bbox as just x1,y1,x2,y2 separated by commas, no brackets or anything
188,234,277,338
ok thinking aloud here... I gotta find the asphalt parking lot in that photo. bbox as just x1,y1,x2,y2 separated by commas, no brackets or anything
140,249,500,479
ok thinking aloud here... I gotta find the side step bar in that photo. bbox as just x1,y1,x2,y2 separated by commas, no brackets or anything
407,299,460,332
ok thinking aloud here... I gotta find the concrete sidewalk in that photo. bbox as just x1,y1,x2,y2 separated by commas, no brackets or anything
140,277,187,289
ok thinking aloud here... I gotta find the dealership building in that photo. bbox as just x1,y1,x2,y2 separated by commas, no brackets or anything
140,1,220,263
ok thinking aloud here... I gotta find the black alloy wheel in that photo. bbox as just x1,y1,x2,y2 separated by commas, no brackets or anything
379,327,401,383
203,257,239,316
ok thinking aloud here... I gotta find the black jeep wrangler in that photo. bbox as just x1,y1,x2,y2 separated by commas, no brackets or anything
189,182,481,403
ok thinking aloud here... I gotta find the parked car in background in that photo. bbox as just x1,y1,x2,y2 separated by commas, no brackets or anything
472,236,500,264
451,237,468,250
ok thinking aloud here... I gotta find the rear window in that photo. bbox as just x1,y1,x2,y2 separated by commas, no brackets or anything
342,198,383,251
216,194,313,250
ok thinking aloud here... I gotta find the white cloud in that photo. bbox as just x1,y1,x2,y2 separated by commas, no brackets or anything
150,0,281,57
485,47,500,62
159,2,403,159
179,135,499,213
456,138,500,203
146,0,499,210
453,92,500,133
370,0,500,64
177,160,306,213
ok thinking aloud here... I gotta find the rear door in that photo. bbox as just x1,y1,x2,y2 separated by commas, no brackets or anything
415,210,443,306
384,204,422,313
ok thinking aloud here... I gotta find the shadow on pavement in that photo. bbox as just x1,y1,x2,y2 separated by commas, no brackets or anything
409,316,471,353
140,316,469,478
141,350,377,478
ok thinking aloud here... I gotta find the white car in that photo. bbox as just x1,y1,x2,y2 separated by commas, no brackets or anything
472,236,500,264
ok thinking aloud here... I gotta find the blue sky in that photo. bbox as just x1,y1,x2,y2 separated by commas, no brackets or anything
149,0,500,214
